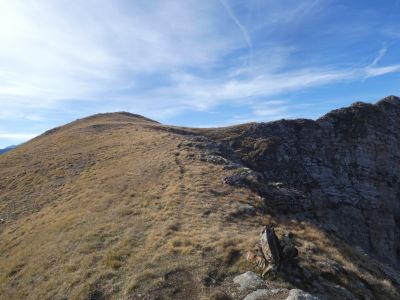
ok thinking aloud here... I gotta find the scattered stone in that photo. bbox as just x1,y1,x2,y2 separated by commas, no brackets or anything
223,163,242,170
202,209,212,217
285,289,320,300
230,204,256,218
201,154,229,165
233,271,265,291
223,170,263,190
238,204,256,214
243,288,285,300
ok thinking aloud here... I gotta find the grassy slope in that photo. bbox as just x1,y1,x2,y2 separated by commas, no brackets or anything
0,113,398,299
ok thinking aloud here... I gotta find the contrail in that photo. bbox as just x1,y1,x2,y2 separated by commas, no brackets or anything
219,0,253,59
364,44,389,79
371,45,387,67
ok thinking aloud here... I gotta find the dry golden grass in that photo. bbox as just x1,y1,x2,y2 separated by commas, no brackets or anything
0,113,398,299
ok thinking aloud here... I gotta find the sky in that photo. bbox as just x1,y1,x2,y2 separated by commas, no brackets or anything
1,0,400,148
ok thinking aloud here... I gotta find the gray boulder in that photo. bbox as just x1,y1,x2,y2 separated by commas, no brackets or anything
244,289,284,300
233,271,265,291
285,289,320,300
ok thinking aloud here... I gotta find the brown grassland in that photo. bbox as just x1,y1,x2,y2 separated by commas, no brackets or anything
0,113,398,299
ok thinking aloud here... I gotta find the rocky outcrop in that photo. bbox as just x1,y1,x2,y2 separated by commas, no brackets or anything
209,96,400,267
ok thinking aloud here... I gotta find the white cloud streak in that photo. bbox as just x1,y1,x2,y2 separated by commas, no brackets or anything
370,45,387,67
162,68,356,112
366,64,400,77
219,0,253,55
365,45,400,78
0,133,37,140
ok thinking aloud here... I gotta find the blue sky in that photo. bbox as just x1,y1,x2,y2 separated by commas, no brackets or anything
1,0,400,148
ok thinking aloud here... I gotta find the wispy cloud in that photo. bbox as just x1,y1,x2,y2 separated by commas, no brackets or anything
370,45,387,67
365,45,400,77
0,1,236,104
162,68,355,111
366,64,400,77
0,0,400,146
0,133,38,140
219,0,253,57
252,101,288,117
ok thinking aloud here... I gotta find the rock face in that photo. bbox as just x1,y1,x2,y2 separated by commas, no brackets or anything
211,96,400,267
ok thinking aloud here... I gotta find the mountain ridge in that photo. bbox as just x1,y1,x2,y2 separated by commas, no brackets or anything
0,96,399,299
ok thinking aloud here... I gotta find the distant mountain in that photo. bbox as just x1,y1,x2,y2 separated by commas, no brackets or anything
0,145,15,154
